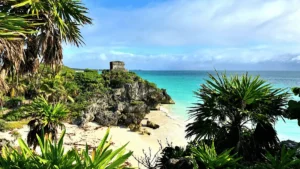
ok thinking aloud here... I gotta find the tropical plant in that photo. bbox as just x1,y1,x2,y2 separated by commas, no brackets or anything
190,141,241,169
3,106,30,121
26,96,68,149
39,74,74,103
158,144,188,169
0,0,92,95
186,72,288,161
0,129,134,169
4,96,24,109
0,0,38,39
74,128,134,168
0,119,6,131
255,146,300,169
0,12,36,39
286,87,300,126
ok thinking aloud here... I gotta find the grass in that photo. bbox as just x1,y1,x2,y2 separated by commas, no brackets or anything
4,119,29,130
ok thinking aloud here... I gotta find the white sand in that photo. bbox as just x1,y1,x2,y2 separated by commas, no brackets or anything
0,105,188,168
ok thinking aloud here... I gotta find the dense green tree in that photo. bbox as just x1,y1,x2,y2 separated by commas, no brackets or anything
286,87,300,126
186,72,288,161
27,96,68,149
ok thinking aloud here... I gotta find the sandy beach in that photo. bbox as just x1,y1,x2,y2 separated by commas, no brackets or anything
0,105,188,168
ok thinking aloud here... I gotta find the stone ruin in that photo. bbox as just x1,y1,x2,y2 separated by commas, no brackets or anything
110,61,127,71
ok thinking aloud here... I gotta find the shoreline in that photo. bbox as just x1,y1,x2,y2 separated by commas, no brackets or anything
0,105,188,167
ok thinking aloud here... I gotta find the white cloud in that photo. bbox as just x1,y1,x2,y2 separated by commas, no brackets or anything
84,0,300,46
63,0,300,70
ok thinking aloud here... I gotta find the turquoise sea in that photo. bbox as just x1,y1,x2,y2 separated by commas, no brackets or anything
134,70,300,141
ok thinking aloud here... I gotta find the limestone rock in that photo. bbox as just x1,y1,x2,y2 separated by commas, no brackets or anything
166,158,194,169
140,128,151,135
76,69,174,127
146,120,160,129
129,124,141,132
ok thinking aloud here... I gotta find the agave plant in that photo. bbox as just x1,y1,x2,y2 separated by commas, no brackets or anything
73,128,134,169
0,129,134,169
186,72,288,161
27,96,68,149
256,146,300,169
191,142,242,169
0,140,39,169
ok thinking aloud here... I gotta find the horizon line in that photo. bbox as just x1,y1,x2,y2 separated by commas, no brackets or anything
70,67,300,72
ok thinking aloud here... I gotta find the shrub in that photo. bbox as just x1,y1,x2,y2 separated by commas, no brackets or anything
158,144,189,168
145,80,157,88
3,105,31,121
190,141,242,169
0,119,6,132
74,70,107,94
254,146,300,169
130,100,144,105
4,97,24,109
3,120,28,130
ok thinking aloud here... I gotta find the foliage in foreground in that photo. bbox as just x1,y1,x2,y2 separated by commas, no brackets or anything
0,128,133,169
254,146,300,169
191,142,241,169
136,140,241,169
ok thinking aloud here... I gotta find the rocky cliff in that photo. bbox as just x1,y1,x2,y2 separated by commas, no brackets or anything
75,70,174,126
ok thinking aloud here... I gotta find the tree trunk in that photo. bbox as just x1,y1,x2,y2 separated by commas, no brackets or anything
0,68,8,92
0,68,6,80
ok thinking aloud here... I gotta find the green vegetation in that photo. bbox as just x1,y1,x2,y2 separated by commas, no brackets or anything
255,146,300,169
147,72,300,169
3,120,29,130
4,97,24,109
0,119,6,132
27,97,68,149
0,1,140,168
0,0,92,108
2,0,300,168
130,100,144,105
190,142,241,169
286,87,300,126
0,129,133,169
186,72,288,162
2,105,31,121
102,70,138,88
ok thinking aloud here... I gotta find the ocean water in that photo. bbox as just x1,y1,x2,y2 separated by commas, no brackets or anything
134,70,300,141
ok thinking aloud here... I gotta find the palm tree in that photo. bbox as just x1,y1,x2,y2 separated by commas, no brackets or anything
0,0,92,94
27,96,68,149
39,74,74,103
186,72,288,161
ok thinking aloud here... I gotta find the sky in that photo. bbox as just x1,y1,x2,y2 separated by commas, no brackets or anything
63,0,300,70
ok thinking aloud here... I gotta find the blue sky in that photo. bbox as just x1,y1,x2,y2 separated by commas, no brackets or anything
63,0,300,70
